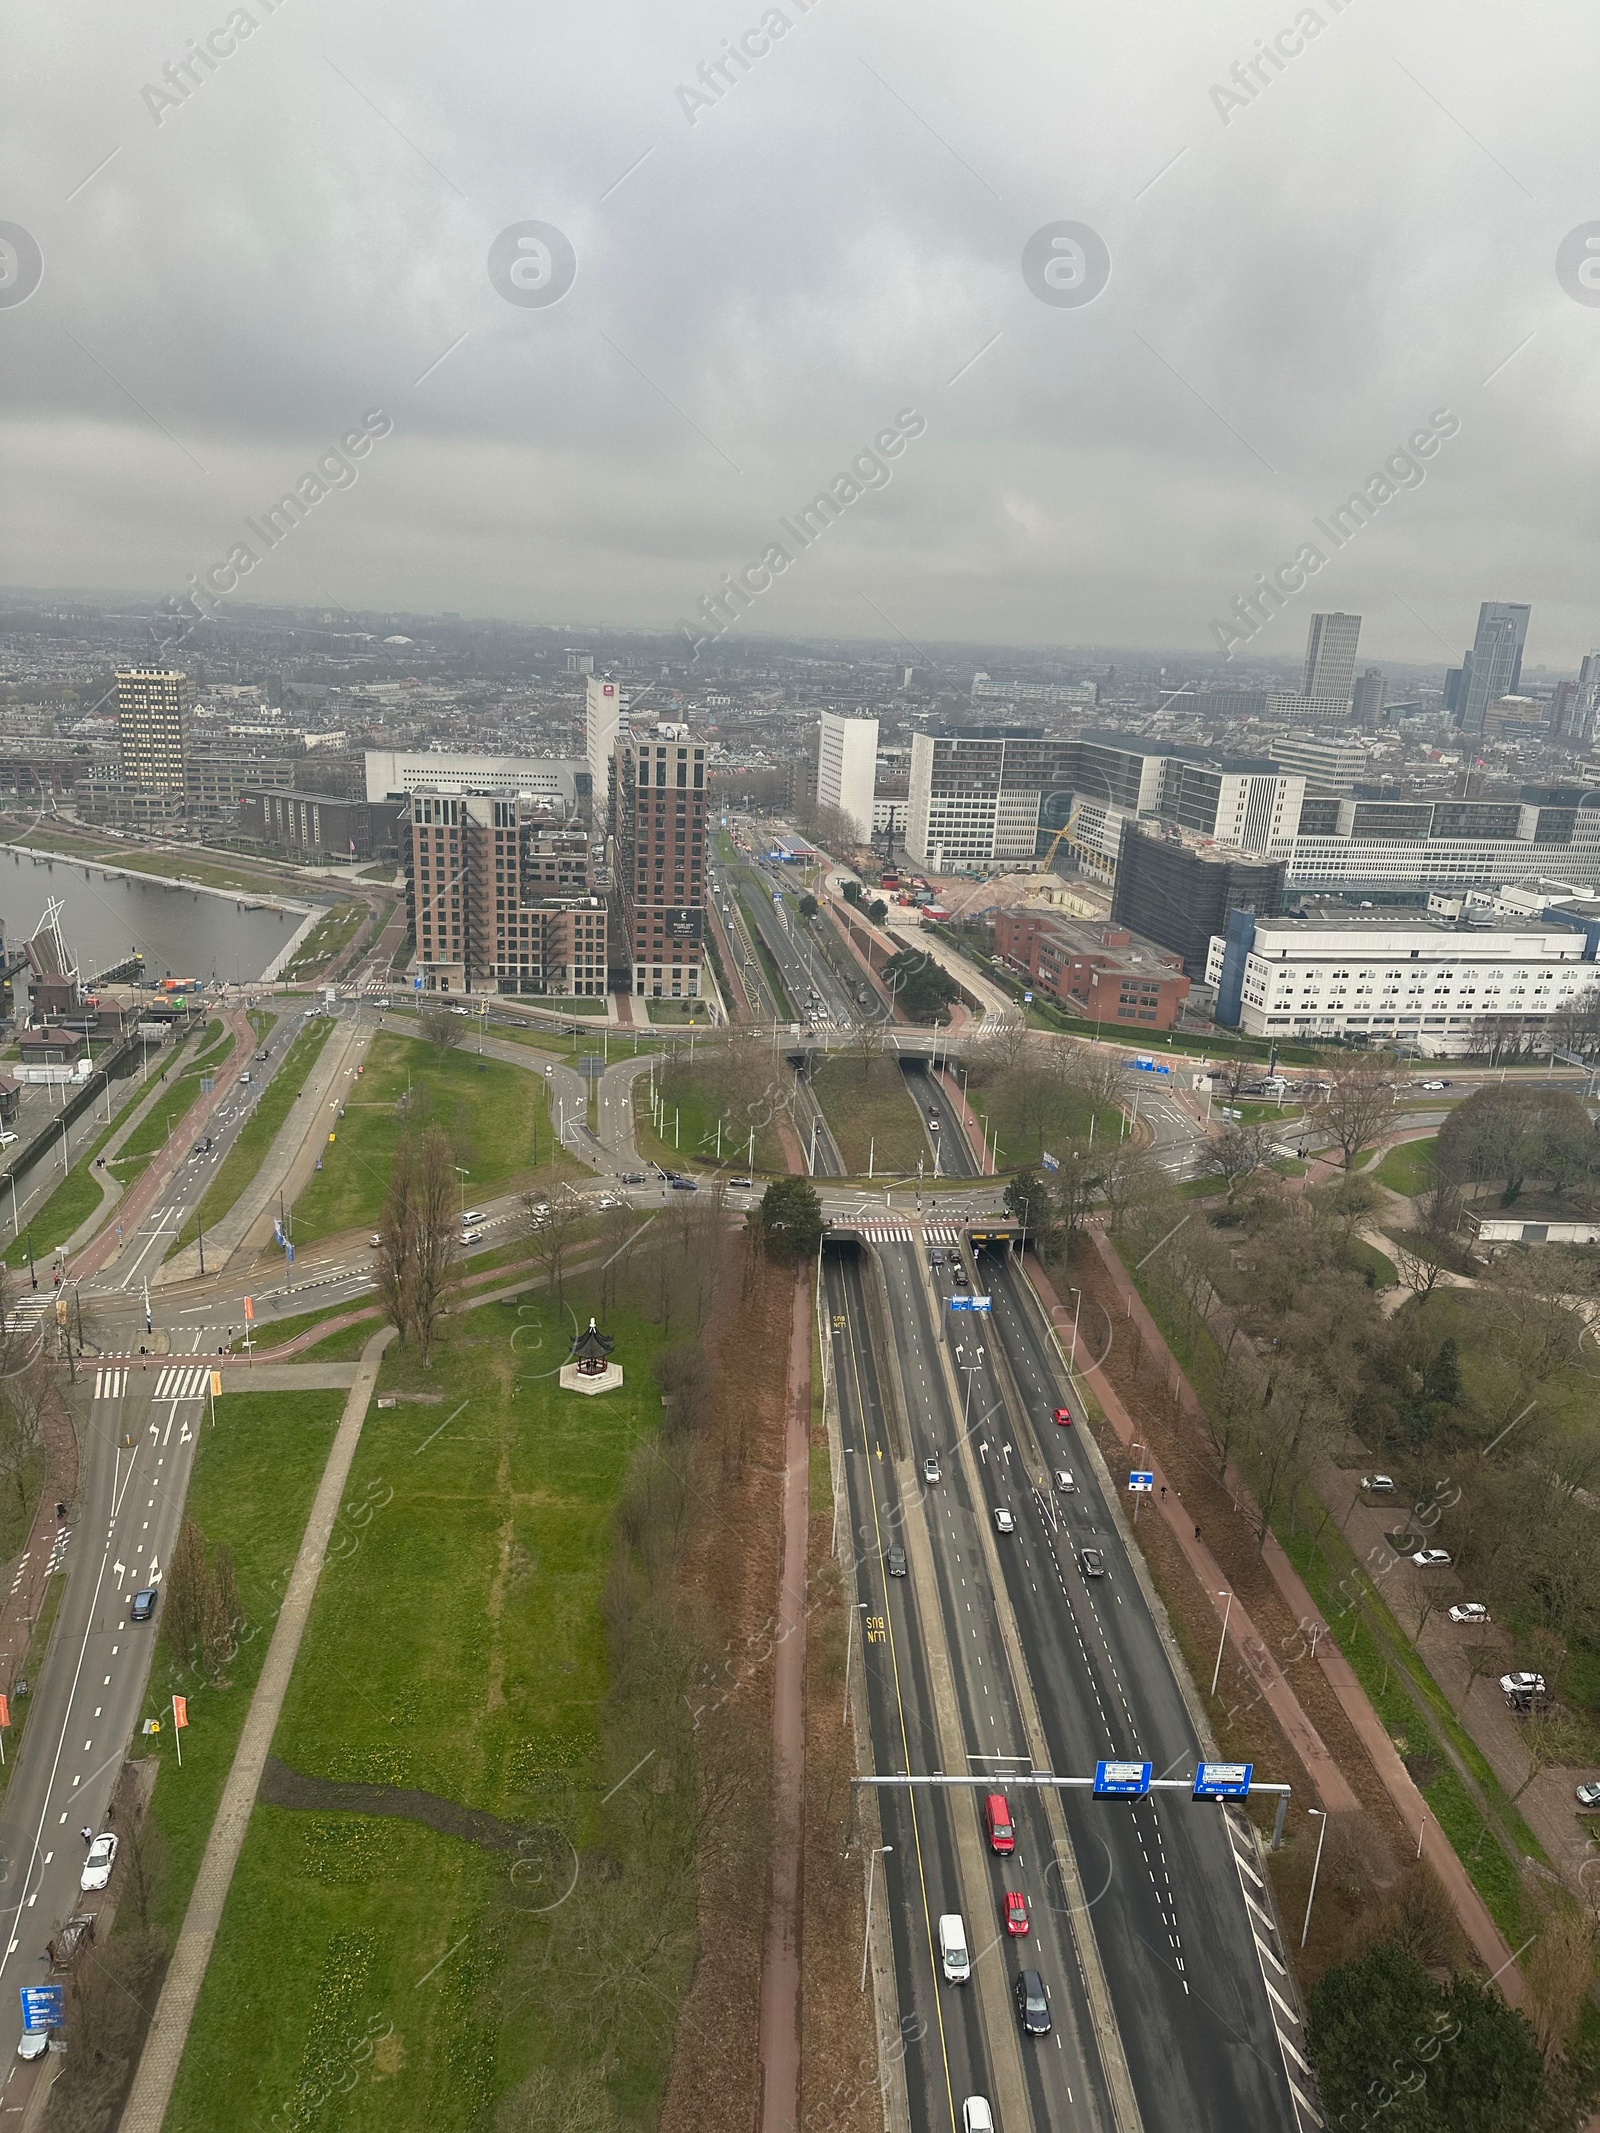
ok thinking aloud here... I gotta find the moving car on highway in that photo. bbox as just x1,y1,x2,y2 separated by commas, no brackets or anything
1014,1970,1052,2036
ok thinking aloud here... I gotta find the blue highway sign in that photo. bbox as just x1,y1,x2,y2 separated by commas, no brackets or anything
1194,1761,1254,1799
1094,1759,1153,1797
20,1984,64,2032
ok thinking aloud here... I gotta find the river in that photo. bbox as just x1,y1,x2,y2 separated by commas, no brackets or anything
0,847,310,996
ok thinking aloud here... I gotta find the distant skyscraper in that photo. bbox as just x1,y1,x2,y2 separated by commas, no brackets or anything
1443,666,1465,717
115,668,191,795
1351,667,1387,731
1301,613,1362,706
1458,602,1530,735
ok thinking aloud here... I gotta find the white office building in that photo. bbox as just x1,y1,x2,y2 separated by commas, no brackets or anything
1301,612,1363,705
1266,733,1370,795
1208,910,1600,1054
816,712,879,839
364,750,583,811
584,675,628,813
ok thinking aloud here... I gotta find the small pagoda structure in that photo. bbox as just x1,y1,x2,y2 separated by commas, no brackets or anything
560,1317,623,1397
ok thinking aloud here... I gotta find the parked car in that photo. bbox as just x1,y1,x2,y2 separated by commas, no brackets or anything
1448,1603,1490,1625
1411,1548,1451,1567
1053,1470,1075,1494
1013,1970,1052,2037
1361,1474,1396,1493
923,1456,941,1484
0,1133,16,1149
994,1507,1016,1535
1079,1547,1106,1579
1003,1891,1030,1937
1053,1405,1074,1428
885,1546,908,1579
1576,1782,1600,1809
130,1588,158,1623
16,2026,49,2061
80,1833,117,1892
1501,1672,1548,1704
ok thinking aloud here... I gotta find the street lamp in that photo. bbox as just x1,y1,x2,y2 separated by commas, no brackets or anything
455,1165,469,1220
1210,1590,1234,1699
1066,1286,1083,1375
1300,1808,1328,1949
861,1844,894,1992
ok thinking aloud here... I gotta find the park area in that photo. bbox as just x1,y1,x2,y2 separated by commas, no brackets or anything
809,1053,927,1175
162,1198,784,2133
291,1030,573,1244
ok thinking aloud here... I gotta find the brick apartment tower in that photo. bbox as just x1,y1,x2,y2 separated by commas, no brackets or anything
115,667,191,794
616,726,707,999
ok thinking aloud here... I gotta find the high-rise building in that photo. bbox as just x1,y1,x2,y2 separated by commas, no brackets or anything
1350,667,1387,731
816,712,879,840
1111,827,1285,975
1458,602,1531,735
1266,732,1368,796
585,675,628,825
409,792,605,996
1301,613,1362,706
115,668,191,794
616,724,707,999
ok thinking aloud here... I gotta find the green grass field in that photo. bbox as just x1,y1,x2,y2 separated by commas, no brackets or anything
283,902,368,980
163,1293,685,2133
963,1078,1115,1173
129,1388,349,1950
1374,1138,1440,1196
810,1055,926,1175
290,1031,572,1245
171,1015,336,1252
633,1069,786,1174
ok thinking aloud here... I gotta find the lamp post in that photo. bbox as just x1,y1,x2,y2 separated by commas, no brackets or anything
455,1165,469,1221
861,1844,894,1992
1210,1590,1234,1698
1300,1809,1328,1950
1066,1286,1083,1374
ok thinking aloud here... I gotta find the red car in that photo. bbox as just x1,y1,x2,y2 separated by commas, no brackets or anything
984,1793,1015,1855
1003,1891,1030,1937
1053,1405,1073,1428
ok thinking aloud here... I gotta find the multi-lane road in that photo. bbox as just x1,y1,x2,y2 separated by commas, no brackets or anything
831,1221,1309,2132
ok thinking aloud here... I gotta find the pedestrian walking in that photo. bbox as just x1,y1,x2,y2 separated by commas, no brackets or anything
1194,1524,1201,1541
1160,1485,1167,1503
80,1826,93,1847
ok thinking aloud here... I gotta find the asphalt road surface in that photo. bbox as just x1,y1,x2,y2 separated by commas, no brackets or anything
0,1362,212,2054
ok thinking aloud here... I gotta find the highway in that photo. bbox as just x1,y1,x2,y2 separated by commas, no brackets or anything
831,1223,1307,2132
0,1362,213,2054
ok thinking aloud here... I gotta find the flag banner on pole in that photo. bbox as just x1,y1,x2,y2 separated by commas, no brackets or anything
1041,1150,1060,1171
0,1695,11,1728
210,1372,223,1396
172,1696,188,1729
244,1296,255,1322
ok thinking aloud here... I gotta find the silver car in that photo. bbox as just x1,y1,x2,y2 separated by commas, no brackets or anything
1053,1470,1075,1494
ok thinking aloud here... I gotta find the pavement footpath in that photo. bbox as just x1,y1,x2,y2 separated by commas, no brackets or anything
118,1325,395,2133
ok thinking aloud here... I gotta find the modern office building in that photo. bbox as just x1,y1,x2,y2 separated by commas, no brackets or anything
615,724,707,999
115,668,191,795
1266,733,1369,796
1350,667,1388,730
1458,601,1531,736
408,792,606,996
242,788,406,862
364,750,585,814
1208,908,1599,1053
186,751,296,822
1112,826,1285,975
1282,791,1600,895
1301,612,1362,705
816,712,879,840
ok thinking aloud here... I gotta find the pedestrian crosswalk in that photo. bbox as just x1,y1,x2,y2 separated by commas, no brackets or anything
93,1368,128,1402
153,1363,212,1402
8,1295,49,1327
850,1223,965,1246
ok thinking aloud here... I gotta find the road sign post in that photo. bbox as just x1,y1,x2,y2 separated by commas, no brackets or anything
1128,1469,1154,1523
20,1984,64,2035
1193,1761,1253,1799
1093,1759,1154,1798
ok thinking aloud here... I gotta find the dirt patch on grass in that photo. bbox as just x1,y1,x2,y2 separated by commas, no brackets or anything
258,1756,537,1855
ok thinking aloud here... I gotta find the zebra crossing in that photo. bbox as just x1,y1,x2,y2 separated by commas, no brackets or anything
8,1294,49,1328
153,1363,212,1403
93,1367,128,1402
850,1222,965,1246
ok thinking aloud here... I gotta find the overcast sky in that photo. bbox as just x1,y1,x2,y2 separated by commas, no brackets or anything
5,0,1599,669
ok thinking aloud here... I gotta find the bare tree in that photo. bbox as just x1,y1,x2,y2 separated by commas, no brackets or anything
531,1183,586,1311
1321,1054,1402,1169
419,1005,462,1055
375,1125,458,1362
1197,1123,1272,1201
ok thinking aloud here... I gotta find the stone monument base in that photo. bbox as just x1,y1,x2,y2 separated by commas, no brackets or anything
560,1362,624,1397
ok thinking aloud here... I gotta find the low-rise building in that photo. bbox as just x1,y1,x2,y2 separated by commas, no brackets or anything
993,909,1190,1028
1208,909,1600,1053
240,787,406,862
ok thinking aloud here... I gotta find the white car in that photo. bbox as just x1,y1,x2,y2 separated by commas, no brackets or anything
1411,1548,1451,1567
1448,1602,1490,1625
994,1507,1016,1535
0,1132,16,1149
1576,1782,1600,1809
1502,1672,1548,1704
369,1234,382,1248
1361,1474,1396,1494
962,2102,994,2133
1419,1080,1448,1092
80,1832,117,1892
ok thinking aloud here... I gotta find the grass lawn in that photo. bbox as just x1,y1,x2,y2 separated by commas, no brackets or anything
810,1055,926,1175
1374,1138,1439,1196
171,1015,337,1253
1343,1236,1398,1289
633,1069,786,1174
643,999,711,1024
129,1390,347,1949
164,1292,685,2133
282,902,367,981
963,1079,1115,1173
290,1031,574,1245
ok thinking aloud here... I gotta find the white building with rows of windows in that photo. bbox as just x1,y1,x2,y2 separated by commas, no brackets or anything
1208,910,1600,1053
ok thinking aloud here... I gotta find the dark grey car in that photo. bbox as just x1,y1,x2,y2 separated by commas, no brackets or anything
1014,1970,1051,2036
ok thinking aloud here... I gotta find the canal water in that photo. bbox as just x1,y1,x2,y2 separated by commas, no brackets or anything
0,847,306,994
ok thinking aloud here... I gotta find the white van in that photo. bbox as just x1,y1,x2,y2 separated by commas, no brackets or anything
938,1913,971,1984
